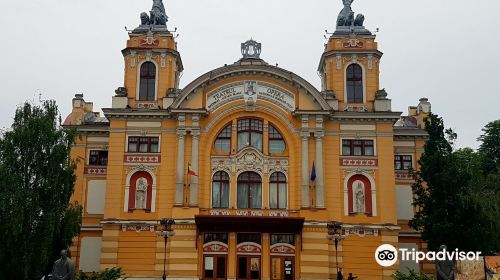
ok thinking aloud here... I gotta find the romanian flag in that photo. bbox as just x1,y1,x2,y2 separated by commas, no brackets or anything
188,162,198,176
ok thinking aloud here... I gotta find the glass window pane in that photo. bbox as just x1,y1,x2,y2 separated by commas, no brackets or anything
205,256,214,278
278,183,287,209
238,257,247,279
221,182,229,208
251,133,263,151
365,146,374,156
212,182,221,208
270,140,285,153
354,146,362,156
237,184,249,209
250,183,262,209
238,132,249,150
270,183,278,209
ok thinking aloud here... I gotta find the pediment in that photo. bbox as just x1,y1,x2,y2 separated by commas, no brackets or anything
172,64,331,112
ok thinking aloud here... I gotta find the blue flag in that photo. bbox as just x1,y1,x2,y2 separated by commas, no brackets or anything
310,161,316,182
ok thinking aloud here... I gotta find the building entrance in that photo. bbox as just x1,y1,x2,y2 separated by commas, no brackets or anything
237,256,261,280
203,255,227,280
271,256,294,280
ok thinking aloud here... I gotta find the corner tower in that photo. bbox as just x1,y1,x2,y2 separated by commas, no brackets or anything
319,0,387,112
113,0,183,110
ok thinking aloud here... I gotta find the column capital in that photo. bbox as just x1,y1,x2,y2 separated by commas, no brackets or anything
177,129,187,138
191,129,201,139
315,131,325,139
301,131,310,140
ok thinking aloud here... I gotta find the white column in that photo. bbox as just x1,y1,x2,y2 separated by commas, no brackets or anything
315,132,325,208
175,129,186,205
301,132,310,208
189,130,200,206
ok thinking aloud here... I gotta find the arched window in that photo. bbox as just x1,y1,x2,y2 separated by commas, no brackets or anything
139,62,156,101
237,119,263,152
128,171,153,211
237,172,262,209
347,174,372,216
212,171,230,208
346,64,363,103
215,124,232,153
268,124,286,153
269,172,287,209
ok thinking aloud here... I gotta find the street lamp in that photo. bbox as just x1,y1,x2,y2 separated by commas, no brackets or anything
156,219,176,280
327,222,345,274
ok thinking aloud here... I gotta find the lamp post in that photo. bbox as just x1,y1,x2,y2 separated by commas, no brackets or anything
327,222,345,274
156,219,175,280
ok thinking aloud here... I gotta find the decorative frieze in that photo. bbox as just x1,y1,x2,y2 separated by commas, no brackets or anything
124,154,161,164
211,147,288,176
395,170,415,181
270,244,295,256
203,241,229,254
84,167,107,176
121,224,155,232
237,242,262,255
340,158,378,167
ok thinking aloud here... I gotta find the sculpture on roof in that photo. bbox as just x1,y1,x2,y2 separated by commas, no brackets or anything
337,0,365,27
241,39,262,59
138,0,168,27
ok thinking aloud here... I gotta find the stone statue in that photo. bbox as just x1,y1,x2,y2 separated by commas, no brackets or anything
140,12,150,25
436,245,455,280
135,178,148,209
52,250,74,280
337,0,365,28
354,183,365,213
150,0,168,26
354,14,365,26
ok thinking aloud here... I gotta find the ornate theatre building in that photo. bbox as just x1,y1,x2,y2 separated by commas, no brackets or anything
64,0,433,279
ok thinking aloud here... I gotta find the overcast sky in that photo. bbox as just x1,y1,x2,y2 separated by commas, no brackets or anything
0,0,499,148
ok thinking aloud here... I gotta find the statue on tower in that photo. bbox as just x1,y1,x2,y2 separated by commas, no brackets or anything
134,0,169,33
337,0,365,28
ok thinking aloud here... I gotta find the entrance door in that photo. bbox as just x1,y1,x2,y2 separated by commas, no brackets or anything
271,257,294,280
237,256,261,280
204,255,227,280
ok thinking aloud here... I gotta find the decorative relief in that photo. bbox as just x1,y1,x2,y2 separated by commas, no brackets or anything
343,228,379,237
136,103,158,109
211,147,288,176
208,209,289,217
130,51,137,68
340,158,378,167
336,55,342,70
203,241,229,254
140,35,159,47
160,53,166,68
124,154,161,164
237,242,262,254
84,167,107,176
395,170,415,181
121,224,155,232
344,105,368,112
343,38,364,48
270,244,295,255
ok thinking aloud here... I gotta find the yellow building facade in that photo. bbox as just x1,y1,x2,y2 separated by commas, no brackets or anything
64,1,433,279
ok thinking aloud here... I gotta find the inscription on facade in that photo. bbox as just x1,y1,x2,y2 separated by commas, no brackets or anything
206,82,295,112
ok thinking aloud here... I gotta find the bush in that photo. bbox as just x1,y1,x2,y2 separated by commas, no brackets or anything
75,267,126,280
393,269,434,280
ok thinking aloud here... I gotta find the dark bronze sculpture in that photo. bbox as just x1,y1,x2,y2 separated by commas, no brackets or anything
337,0,365,27
436,245,455,280
52,250,74,280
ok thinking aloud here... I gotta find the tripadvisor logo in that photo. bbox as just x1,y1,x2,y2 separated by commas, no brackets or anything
374,244,482,267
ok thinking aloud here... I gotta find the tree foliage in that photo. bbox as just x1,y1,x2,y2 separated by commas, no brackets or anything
0,101,82,280
393,269,434,280
75,267,126,280
410,114,500,253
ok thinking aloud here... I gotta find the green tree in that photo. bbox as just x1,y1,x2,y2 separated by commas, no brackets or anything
0,101,82,279
410,114,500,253
478,119,500,174
393,269,434,280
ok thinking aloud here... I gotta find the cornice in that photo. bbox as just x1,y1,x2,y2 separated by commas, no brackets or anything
318,49,384,72
331,111,402,122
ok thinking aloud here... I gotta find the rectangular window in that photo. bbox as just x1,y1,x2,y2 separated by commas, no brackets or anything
237,233,262,245
395,155,413,170
342,139,374,156
127,136,159,153
88,150,108,166
204,233,228,244
271,234,295,245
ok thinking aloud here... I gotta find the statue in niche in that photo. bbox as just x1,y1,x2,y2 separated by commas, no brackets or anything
135,177,148,209
52,249,75,280
337,0,365,27
436,245,455,280
354,182,365,213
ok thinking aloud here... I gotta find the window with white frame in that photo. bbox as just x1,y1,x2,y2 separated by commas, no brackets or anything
342,139,374,156
127,136,159,153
